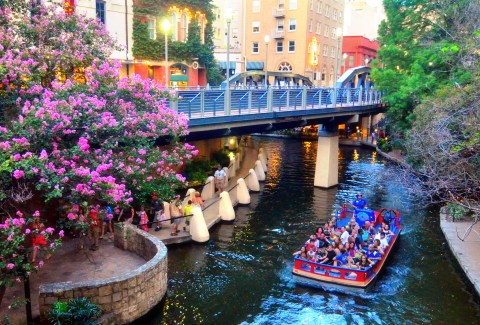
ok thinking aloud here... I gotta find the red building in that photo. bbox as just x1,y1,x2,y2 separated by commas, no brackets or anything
341,36,379,74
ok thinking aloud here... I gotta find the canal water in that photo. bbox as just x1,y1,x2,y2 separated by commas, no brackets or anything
152,137,480,324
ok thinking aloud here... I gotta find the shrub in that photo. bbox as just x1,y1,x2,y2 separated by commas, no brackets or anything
377,137,393,152
48,297,102,325
211,150,231,168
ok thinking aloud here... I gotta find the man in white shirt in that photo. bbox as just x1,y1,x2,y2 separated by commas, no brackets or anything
214,165,226,195
340,226,350,245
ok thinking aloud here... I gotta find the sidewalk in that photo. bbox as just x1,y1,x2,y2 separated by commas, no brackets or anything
440,214,480,296
150,145,259,245
0,237,145,323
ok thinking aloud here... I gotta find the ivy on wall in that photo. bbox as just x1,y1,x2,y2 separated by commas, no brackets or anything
132,0,223,85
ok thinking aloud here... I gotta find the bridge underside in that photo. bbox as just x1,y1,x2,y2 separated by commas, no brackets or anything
185,105,385,141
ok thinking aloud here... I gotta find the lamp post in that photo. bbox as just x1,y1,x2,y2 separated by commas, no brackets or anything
335,28,342,84
161,19,171,89
225,8,233,115
264,35,270,88
342,53,348,74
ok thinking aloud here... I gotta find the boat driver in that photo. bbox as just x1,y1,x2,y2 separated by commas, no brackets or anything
352,193,367,209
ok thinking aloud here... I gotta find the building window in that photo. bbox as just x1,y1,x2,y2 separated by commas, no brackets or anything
180,14,188,41
324,25,329,37
289,0,297,10
278,0,285,9
276,41,283,53
317,1,321,13
170,13,177,41
316,22,321,34
331,28,336,39
253,0,261,13
277,19,284,31
325,5,329,17
333,9,337,20
252,21,260,33
95,0,105,24
349,55,354,66
323,45,327,56
331,47,335,58
289,19,296,31
288,40,295,52
278,61,293,71
252,42,259,53
309,0,314,10
147,18,156,39
308,20,312,32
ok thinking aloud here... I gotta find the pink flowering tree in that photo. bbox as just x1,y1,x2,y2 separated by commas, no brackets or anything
0,210,62,304
0,1,198,210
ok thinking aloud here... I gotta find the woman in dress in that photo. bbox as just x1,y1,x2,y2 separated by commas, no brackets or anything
138,206,149,232
31,217,51,262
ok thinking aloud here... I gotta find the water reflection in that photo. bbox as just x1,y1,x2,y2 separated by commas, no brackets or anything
153,137,480,324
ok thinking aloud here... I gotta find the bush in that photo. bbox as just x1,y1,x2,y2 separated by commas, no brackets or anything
185,157,212,185
377,137,393,152
211,150,231,168
48,297,102,325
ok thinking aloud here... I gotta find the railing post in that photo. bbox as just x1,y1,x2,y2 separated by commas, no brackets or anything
318,89,322,107
170,100,178,112
301,86,307,110
332,87,337,108
267,87,273,112
200,90,205,117
347,89,351,105
248,90,252,113
286,89,290,110
358,88,363,105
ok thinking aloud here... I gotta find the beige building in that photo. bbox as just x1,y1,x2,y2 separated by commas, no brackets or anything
343,0,385,39
243,0,344,86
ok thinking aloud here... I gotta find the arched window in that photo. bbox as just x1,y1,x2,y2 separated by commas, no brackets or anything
170,13,177,41
180,14,187,41
277,61,292,71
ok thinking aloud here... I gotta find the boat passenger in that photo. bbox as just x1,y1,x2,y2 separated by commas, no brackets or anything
382,224,395,237
352,193,367,209
356,254,374,269
366,244,382,261
322,223,331,238
317,233,330,249
378,232,389,250
318,245,336,265
333,248,349,267
346,217,359,231
340,226,350,245
360,228,369,243
363,221,376,238
316,227,323,238
373,239,385,255
307,245,317,261
293,246,308,260
332,237,341,248
305,235,319,250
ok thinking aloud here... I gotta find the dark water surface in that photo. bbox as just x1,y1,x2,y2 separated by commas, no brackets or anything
152,137,480,324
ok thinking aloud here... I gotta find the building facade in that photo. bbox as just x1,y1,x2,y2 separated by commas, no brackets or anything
343,0,385,39
341,36,378,74
243,0,344,87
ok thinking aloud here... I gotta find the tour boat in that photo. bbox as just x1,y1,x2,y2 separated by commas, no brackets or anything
292,206,401,292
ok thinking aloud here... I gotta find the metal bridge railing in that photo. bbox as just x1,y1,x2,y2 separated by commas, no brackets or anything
175,87,383,118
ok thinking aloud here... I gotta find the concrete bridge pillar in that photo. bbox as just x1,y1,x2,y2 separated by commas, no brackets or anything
314,125,339,188
247,168,260,192
201,176,215,200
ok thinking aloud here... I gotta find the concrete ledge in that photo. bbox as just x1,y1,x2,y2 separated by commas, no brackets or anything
440,211,480,296
39,223,168,324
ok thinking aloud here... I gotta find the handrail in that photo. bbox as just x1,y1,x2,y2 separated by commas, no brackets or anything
214,92,225,101
189,92,201,103
258,90,268,100
278,90,288,99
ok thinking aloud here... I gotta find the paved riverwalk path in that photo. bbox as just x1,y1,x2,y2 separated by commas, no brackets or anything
150,145,259,245
440,214,480,296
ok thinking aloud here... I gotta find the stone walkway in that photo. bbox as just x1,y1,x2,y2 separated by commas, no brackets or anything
148,145,259,245
0,237,145,323
440,214,480,296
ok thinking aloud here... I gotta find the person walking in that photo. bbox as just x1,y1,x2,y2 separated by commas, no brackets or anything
138,206,149,232
169,195,183,236
183,200,194,232
214,165,226,196
100,204,114,240
150,193,164,231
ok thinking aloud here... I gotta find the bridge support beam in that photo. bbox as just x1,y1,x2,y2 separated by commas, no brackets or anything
314,125,338,188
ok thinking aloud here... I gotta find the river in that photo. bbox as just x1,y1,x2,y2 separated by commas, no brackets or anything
148,137,480,324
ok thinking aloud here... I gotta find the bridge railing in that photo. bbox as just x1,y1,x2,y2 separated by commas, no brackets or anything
175,87,382,118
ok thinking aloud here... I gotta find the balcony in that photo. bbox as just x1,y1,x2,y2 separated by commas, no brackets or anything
272,8,286,17
271,29,285,39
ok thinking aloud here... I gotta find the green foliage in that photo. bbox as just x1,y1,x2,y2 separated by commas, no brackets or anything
48,297,102,325
447,203,470,221
185,156,212,184
132,0,222,84
377,137,393,153
211,150,230,168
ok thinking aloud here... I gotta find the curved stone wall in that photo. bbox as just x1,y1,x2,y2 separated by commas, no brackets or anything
39,223,167,324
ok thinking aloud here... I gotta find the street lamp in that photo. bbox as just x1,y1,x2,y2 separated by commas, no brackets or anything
225,8,233,115
264,34,270,88
342,53,348,74
334,28,342,83
161,18,171,89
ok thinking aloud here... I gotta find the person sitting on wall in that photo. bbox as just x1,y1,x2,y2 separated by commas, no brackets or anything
352,193,367,209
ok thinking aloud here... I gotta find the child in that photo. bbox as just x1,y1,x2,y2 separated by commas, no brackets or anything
183,200,194,232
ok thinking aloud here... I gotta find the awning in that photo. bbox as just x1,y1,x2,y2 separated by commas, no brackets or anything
246,61,264,70
217,61,236,69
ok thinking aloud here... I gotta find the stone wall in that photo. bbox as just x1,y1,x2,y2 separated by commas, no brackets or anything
39,223,167,324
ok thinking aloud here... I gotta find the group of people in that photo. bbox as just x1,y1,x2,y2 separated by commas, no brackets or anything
293,194,395,270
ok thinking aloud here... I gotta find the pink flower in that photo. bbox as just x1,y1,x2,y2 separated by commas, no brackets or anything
138,149,147,155
38,261,44,268
59,230,64,237
67,213,76,220
7,263,14,270
33,210,40,217
39,149,48,160
16,211,23,217
50,243,55,248
25,228,31,234
13,153,21,161
13,170,24,179
45,227,55,234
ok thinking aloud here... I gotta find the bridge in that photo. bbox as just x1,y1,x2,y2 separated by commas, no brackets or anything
169,67,385,189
